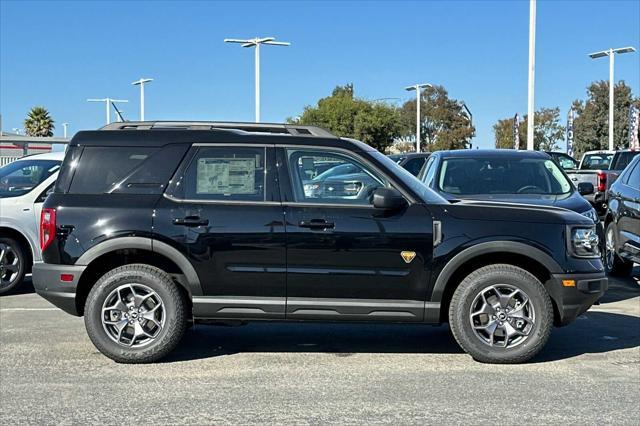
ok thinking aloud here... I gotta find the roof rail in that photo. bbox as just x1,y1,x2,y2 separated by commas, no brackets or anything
99,121,337,138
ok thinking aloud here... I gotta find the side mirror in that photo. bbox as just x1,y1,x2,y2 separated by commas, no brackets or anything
372,187,407,211
578,182,594,196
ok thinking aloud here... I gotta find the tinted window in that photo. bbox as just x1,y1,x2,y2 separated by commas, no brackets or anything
403,157,427,176
69,147,157,194
555,154,578,170
438,157,572,195
611,151,640,171
625,160,640,189
580,153,613,170
287,149,386,205
0,159,60,198
183,147,265,201
421,156,437,186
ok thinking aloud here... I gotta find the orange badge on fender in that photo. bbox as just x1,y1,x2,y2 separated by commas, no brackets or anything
400,251,416,264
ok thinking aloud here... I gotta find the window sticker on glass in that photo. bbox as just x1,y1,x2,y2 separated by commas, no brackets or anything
196,158,256,195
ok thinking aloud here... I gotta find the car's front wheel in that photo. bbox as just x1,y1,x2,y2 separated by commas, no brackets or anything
604,223,633,277
449,264,553,364
84,264,188,363
0,237,26,295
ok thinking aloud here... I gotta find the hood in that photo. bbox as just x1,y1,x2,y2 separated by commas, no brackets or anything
441,199,593,225
450,192,592,214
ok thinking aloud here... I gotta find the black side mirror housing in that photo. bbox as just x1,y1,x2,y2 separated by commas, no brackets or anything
578,182,594,196
373,187,407,211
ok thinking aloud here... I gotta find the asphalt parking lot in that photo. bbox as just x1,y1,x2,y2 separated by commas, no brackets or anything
1,270,639,425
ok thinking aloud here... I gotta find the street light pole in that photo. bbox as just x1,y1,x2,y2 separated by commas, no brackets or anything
405,83,432,153
224,37,291,122
62,123,68,138
87,98,129,124
527,0,536,151
589,46,636,151
132,78,153,121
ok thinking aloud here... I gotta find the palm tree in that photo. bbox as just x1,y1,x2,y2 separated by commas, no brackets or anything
24,106,55,137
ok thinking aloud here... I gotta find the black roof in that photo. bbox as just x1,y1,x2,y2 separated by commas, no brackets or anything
70,121,373,151
434,149,551,159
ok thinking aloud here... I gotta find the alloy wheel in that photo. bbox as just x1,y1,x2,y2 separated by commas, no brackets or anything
101,283,165,348
469,284,535,348
0,243,21,290
605,227,616,271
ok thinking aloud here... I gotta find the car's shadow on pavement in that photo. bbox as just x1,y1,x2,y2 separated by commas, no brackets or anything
164,309,640,363
599,266,639,303
1,276,36,296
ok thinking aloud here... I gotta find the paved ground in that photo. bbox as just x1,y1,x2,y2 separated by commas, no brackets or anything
1,270,638,425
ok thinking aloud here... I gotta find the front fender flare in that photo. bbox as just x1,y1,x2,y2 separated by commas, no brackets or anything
430,241,563,303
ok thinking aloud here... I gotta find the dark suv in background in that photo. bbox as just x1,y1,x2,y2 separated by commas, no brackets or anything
33,122,606,364
604,154,640,276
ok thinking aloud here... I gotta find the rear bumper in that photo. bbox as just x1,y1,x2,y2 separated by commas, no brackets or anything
32,262,85,316
546,272,608,326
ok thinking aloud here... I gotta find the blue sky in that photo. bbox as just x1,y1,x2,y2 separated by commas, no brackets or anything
1,0,639,149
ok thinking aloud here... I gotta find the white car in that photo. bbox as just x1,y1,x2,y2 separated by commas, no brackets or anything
0,151,65,294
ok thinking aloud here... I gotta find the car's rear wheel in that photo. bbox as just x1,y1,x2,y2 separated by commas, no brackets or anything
84,264,188,363
0,237,26,295
604,223,633,277
449,264,553,364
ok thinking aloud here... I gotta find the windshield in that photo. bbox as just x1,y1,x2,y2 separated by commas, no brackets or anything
313,163,360,181
611,151,639,170
387,154,406,164
369,150,447,204
0,159,61,198
437,157,572,196
580,153,613,170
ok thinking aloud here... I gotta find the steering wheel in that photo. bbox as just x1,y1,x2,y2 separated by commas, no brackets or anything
516,185,543,194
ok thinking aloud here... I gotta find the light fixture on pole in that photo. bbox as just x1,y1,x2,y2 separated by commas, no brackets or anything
588,46,636,151
87,98,128,124
527,0,536,151
132,78,153,121
224,37,291,122
62,123,69,138
405,83,432,153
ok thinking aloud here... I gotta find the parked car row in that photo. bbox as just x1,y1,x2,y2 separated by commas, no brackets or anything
566,149,639,214
2,123,634,366
0,152,64,294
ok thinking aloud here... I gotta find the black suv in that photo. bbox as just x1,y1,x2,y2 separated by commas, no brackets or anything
33,121,607,364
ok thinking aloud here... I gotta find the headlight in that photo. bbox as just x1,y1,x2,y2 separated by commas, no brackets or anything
568,226,600,258
580,208,599,223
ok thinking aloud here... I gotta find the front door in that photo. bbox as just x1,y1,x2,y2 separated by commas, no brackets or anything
158,144,287,319
278,147,433,321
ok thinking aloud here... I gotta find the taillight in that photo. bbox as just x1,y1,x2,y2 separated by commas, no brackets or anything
596,171,607,192
40,208,56,251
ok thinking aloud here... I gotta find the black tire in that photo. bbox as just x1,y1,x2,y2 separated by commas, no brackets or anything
449,264,553,364
84,264,188,363
604,222,633,277
0,237,26,295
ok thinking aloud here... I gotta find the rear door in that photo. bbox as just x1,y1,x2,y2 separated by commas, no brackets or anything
278,146,434,322
157,144,287,319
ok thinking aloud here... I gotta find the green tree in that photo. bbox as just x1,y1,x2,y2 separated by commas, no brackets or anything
24,106,55,137
399,85,475,151
290,84,402,151
493,107,565,151
572,80,638,157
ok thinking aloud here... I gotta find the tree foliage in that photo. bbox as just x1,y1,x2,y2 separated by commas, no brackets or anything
24,106,55,137
290,84,402,151
399,85,475,151
572,80,638,157
493,107,565,151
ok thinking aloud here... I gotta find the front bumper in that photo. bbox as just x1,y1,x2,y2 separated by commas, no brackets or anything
32,262,85,316
546,272,608,326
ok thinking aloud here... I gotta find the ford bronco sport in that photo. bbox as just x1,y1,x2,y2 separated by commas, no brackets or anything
33,121,607,364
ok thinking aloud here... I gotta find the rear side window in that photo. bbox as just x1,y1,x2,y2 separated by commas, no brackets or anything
69,147,157,194
182,146,266,201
